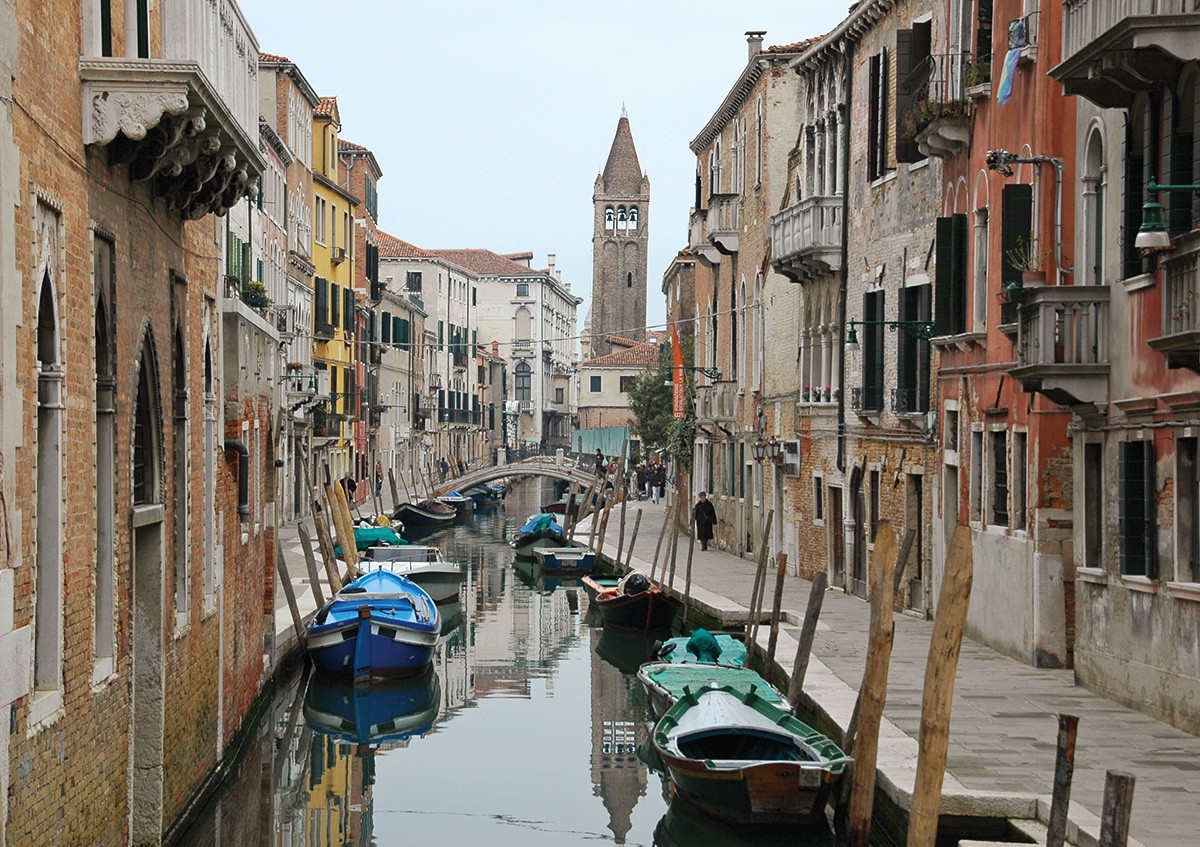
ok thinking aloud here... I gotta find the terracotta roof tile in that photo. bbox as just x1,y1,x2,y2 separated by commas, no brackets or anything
338,139,368,153
316,96,338,117
584,341,662,368
765,36,822,54
428,249,544,277
258,51,291,63
377,231,434,259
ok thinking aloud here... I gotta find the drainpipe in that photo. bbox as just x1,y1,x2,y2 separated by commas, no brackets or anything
985,150,1072,279
224,439,250,522
836,40,855,474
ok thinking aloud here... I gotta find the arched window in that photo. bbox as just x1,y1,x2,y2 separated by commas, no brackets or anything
515,360,532,402
1168,69,1197,235
133,336,163,505
731,121,740,195
1082,127,1107,287
203,335,216,606
617,206,628,230
515,306,532,340
1123,95,1154,279
35,266,63,693
94,238,116,671
604,206,614,229
628,206,639,230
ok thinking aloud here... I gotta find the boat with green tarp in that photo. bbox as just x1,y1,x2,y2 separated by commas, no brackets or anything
637,661,789,722
652,679,851,826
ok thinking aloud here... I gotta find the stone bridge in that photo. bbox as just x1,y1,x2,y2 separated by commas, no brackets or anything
432,453,599,498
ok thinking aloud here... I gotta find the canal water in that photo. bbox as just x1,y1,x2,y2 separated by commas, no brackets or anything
175,477,832,846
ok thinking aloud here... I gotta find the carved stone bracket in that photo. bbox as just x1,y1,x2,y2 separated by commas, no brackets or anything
80,58,264,219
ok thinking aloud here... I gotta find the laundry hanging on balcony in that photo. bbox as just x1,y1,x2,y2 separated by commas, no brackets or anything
996,46,1021,105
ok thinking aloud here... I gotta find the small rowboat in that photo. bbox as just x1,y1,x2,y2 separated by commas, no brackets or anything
653,679,851,826
637,662,789,723
533,545,595,574
306,570,440,681
361,545,463,604
582,572,682,633
394,498,457,529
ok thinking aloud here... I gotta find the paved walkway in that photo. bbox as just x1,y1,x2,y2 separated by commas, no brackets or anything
582,497,1196,847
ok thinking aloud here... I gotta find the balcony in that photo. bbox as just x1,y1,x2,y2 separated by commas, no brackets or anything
427,372,443,390
908,53,972,160
520,400,534,414
1054,0,1200,108
704,193,740,255
688,209,721,265
1010,286,1111,412
80,0,264,219
312,408,344,440
283,364,319,398
1149,248,1200,372
771,196,842,282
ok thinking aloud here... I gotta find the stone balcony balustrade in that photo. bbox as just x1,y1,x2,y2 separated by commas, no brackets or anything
1010,285,1110,415
704,193,740,255
80,0,264,219
688,208,721,265
1054,0,1200,107
770,195,842,282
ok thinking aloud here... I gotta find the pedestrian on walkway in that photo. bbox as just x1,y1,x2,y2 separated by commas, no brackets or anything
439,456,449,482
693,491,717,551
650,461,665,504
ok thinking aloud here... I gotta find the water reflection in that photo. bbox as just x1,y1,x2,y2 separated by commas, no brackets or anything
175,478,836,846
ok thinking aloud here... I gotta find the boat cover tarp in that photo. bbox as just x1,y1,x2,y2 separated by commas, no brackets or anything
335,525,407,556
518,513,561,534
640,665,790,709
657,630,746,666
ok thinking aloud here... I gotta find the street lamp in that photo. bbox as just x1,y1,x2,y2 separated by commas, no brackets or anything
1135,179,1200,251
844,319,936,352
751,436,768,463
766,436,783,464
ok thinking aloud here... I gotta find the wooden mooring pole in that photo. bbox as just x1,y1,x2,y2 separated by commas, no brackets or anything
649,499,672,582
275,536,306,651
765,553,789,670
906,524,974,847
745,510,775,656
682,523,698,617
787,571,827,706
623,509,643,573
1047,713,1081,847
846,521,898,847
1098,770,1136,847
296,522,327,607
387,467,400,512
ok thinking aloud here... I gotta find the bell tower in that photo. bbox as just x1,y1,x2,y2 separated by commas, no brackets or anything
590,109,649,358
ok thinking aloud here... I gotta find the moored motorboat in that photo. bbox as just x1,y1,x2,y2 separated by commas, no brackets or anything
653,681,851,826
437,490,475,516
303,666,441,746
335,524,407,557
509,513,565,558
393,498,457,530
653,628,747,668
306,570,440,681
533,545,595,574
361,545,463,604
464,484,502,506
582,571,682,632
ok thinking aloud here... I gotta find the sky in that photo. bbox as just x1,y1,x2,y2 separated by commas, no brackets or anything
239,0,850,335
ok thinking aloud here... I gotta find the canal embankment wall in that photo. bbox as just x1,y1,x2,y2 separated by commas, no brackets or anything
578,498,1185,847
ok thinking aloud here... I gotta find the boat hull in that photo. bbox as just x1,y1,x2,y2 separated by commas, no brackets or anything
533,546,595,573
395,501,457,528
307,612,439,678
584,578,682,632
510,532,564,559
303,667,441,745
657,753,835,826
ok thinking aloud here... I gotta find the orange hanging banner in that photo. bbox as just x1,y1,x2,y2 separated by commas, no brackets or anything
671,323,686,419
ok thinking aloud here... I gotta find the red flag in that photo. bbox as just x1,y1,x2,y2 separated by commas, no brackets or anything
671,323,686,419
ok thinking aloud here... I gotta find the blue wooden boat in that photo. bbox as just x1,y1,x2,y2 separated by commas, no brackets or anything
533,545,595,573
306,570,440,681
464,484,502,506
303,667,441,745
510,513,565,558
437,490,475,516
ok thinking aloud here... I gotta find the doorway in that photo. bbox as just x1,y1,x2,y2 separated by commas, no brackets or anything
131,517,164,846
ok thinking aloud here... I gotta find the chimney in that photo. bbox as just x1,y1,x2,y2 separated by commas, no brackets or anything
746,31,766,62
547,253,556,276
492,341,499,356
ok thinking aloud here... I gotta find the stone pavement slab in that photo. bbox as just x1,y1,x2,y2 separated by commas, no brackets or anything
583,498,1194,846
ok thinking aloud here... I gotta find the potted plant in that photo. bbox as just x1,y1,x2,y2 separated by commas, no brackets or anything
966,58,991,89
801,386,813,402
241,280,272,310
1004,235,1048,286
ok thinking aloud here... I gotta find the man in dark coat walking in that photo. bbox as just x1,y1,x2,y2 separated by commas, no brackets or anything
693,491,717,551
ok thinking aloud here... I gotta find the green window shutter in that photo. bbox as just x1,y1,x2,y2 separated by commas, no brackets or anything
343,288,354,332
934,217,954,336
331,283,340,325
315,277,328,326
397,317,407,348
918,283,932,411
894,29,919,164
381,311,391,343
863,290,885,410
950,213,967,334
1119,440,1157,577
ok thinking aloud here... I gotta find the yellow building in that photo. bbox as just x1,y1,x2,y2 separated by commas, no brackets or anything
312,96,360,483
